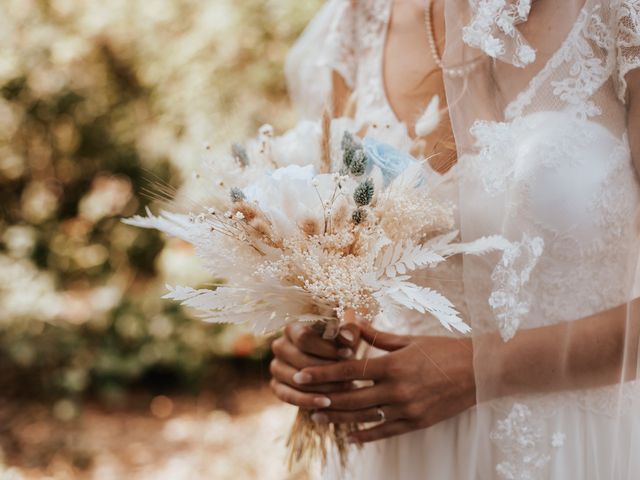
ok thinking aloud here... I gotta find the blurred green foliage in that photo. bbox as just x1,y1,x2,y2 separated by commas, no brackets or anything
0,0,322,399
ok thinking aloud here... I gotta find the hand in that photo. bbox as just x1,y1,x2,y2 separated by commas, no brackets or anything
294,321,476,443
269,312,361,410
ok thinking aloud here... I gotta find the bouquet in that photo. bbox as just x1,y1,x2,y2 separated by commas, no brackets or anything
124,116,509,468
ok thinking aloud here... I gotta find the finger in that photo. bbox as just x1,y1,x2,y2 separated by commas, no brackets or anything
269,359,353,393
269,379,332,409
356,320,411,352
326,385,389,410
285,323,342,359
336,323,360,351
311,405,403,425
271,336,339,369
297,356,387,384
348,420,414,444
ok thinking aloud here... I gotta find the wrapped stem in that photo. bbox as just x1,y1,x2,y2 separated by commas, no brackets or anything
286,316,360,471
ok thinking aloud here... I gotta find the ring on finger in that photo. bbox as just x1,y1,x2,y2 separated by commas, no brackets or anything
376,407,386,422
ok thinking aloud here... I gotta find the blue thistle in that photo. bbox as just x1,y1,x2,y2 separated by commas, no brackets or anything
230,187,246,203
231,143,249,167
353,178,374,206
352,208,367,225
349,150,368,176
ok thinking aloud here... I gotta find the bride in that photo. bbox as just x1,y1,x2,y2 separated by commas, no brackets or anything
270,0,640,478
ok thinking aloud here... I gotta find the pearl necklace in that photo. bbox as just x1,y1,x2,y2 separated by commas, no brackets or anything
424,0,478,78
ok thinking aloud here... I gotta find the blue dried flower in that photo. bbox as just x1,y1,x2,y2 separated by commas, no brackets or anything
362,137,417,185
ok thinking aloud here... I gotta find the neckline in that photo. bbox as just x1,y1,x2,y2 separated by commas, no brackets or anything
503,3,591,120
377,0,444,139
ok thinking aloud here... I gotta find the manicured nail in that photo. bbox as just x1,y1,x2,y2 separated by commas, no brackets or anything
311,412,329,424
293,372,311,384
314,396,331,408
338,348,353,359
339,329,355,343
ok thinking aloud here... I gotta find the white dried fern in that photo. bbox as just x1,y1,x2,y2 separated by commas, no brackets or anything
163,283,315,334
376,280,470,334
376,241,445,278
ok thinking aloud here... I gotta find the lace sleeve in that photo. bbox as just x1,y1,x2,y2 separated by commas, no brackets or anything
285,0,357,120
616,0,640,102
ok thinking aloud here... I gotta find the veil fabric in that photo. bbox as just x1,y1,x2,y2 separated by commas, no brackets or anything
286,1,640,478
443,0,640,478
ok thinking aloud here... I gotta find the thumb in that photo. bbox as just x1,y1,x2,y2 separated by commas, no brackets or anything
356,320,411,352
336,309,361,349
337,323,360,349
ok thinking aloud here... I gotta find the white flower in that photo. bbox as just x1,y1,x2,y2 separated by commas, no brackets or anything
270,120,322,168
244,165,356,238
271,164,316,182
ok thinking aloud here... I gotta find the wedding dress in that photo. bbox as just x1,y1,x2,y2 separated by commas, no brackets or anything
286,1,640,478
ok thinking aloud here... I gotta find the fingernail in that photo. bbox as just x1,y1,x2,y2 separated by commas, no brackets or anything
339,330,355,342
293,372,312,384
314,396,331,408
311,412,329,424
338,348,354,359
347,435,358,444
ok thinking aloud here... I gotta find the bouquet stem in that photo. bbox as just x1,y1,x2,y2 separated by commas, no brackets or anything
286,407,359,470
286,316,360,470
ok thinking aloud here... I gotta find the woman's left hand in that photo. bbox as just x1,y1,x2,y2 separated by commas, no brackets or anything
293,321,476,443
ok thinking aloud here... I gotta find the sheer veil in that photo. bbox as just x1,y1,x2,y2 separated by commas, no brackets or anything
443,0,640,477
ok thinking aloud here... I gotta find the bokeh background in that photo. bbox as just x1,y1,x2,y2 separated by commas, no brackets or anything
0,1,323,478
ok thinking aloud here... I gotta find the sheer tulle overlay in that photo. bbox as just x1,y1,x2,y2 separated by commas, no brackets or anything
287,1,640,478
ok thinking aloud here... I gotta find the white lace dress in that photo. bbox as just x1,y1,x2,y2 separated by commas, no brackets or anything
286,1,640,478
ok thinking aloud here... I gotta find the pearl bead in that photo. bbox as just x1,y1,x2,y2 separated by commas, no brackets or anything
424,0,479,79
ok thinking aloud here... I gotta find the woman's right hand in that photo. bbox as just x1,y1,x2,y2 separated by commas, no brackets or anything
270,318,361,410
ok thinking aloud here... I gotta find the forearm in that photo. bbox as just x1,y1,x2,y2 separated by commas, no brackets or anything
477,73,640,400
479,299,640,399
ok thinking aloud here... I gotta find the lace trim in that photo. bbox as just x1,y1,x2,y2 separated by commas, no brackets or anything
490,403,552,480
469,119,519,195
504,5,615,120
462,0,536,67
323,0,358,89
616,0,640,101
490,382,640,479
489,235,544,342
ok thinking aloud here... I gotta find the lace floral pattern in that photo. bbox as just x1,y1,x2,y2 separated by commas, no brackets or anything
616,0,640,100
504,6,617,120
489,235,544,342
324,1,358,89
463,0,536,67
490,404,552,480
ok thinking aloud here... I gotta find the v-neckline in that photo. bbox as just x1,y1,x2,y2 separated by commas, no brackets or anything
377,0,445,139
